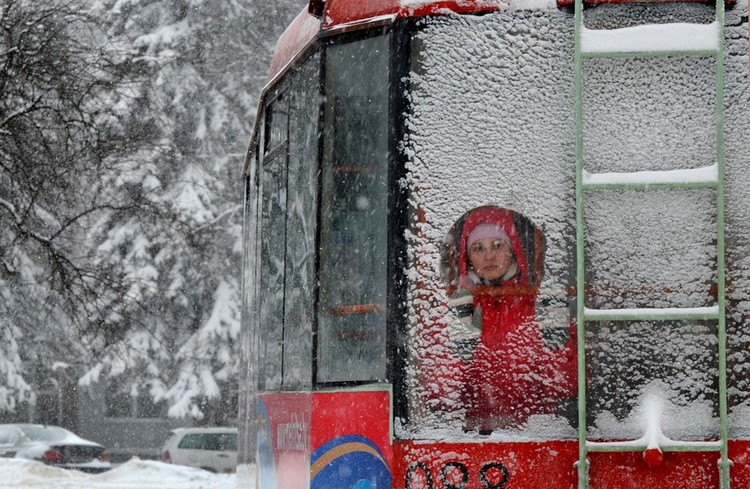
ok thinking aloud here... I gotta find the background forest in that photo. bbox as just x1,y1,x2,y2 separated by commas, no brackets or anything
0,0,304,421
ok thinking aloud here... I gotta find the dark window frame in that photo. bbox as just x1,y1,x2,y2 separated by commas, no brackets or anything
249,21,411,399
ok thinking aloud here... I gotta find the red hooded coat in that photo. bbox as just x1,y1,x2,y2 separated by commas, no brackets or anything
456,207,576,430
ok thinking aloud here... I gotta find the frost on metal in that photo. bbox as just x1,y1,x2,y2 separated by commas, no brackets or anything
402,4,750,441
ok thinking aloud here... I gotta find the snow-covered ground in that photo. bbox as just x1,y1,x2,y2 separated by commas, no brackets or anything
0,459,237,489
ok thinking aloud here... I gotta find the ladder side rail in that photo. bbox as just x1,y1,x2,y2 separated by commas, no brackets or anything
714,1,731,487
573,0,589,486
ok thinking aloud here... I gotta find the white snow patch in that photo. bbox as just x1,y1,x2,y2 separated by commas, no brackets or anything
583,164,718,186
0,458,236,489
581,22,719,54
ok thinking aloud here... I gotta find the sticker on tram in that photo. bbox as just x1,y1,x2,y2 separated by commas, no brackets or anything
310,435,392,489
405,460,510,489
256,399,277,489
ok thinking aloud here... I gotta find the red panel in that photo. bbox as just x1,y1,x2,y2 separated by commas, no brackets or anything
323,0,503,28
309,391,394,489
395,440,750,488
311,390,392,463
258,394,750,489
728,441,750,484
323,0,400,26
395,440,579,488
588,451,718,488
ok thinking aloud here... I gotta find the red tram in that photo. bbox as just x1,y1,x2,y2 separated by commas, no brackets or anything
239,0,750,487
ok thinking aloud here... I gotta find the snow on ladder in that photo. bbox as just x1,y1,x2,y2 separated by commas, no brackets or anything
573,1,730,488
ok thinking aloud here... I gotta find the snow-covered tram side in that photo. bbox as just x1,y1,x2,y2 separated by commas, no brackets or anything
239,0,750,488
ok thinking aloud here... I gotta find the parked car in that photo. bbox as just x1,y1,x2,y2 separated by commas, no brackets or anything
161,427,237,473
0,424,111,473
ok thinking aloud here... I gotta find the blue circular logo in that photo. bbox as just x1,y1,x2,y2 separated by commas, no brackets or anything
310,435,391,489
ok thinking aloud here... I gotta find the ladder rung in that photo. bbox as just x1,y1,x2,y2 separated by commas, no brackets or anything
580,22,720,58
582,164,718,190
583,305,719,322
587,440,722,453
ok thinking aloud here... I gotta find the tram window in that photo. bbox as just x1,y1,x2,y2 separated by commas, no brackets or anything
264,92,288,155
316,34,390,384
282,52,320,390
258,99,287,391
257,51,321,392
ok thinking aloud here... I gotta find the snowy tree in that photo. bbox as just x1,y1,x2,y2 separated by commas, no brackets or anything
80,0,306,419
0,0,306,420
0,0,146,411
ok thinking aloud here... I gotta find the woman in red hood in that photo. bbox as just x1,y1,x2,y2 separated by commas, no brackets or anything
446,206,576,432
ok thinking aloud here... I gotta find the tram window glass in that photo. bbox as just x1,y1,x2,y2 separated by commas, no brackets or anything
264,92,288,155
257,51,321,392
317,34,390,384
282,52,320,390
258,90,288,392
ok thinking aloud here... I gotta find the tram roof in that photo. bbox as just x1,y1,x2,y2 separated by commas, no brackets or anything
268,0,511,84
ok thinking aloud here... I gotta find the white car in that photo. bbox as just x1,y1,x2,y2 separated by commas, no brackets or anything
0,424,111,473
161,427,237,473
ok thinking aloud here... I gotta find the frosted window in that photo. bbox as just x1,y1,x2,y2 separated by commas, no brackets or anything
283,52,320,390
265,92,288,155
258,91,288,392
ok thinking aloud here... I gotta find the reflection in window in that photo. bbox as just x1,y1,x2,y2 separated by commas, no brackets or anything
317,35,390,383
257,51,320,392
428,207,577,431
282,53,320,390
258,114,287,391
265,93,288,155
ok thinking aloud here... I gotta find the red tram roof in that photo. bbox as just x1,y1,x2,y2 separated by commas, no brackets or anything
267,9,321,82
268,0,506,83
323,0,506,26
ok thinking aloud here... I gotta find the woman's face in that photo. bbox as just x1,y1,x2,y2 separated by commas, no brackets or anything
468,237,514,281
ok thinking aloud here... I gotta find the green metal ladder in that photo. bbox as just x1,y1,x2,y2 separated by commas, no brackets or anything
573,1,730,487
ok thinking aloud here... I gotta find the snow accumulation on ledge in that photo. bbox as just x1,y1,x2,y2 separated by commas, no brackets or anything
581,22,720,54
583,164,719,186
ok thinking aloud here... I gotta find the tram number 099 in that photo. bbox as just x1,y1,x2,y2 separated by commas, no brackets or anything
405,460,510,489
